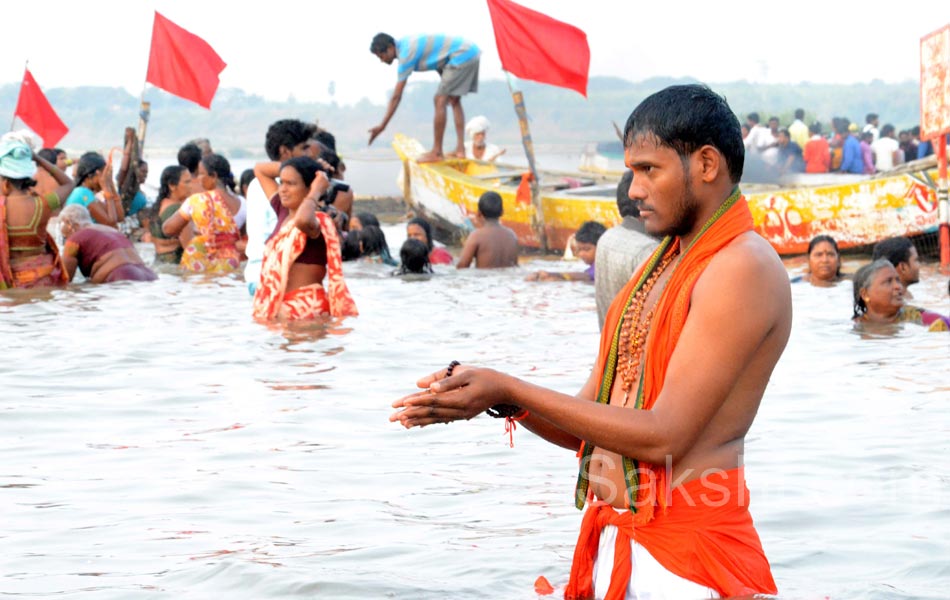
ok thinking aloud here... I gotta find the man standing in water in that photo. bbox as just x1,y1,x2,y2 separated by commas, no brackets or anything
368,32,480,163
392,84,791,598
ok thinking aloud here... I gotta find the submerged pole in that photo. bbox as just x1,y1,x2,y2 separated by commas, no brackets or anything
939,134,949,270
505,73,547,252
137,85,151,155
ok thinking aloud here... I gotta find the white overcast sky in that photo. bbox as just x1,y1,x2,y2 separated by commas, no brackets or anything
3,0,949,106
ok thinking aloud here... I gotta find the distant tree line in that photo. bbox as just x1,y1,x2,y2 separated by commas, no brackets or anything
0,77,921,157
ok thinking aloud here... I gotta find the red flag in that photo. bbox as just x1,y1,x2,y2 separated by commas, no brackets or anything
145,11,226,109
486,0,589,97
14,69,69,147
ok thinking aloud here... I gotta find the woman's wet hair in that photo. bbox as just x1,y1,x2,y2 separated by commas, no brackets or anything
201,154,236,192
623,84,744,184
852,259,895,319
341,231,362,261
407,216,434,250
75,152,106,187
808,234,841,278
359,225,391,257
280,156,322,189
575,221,607,245
154,165,187,219
355,212,380,229
397,238,433,274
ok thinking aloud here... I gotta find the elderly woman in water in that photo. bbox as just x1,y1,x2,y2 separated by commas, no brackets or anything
852,259,948,332
59,204,157,283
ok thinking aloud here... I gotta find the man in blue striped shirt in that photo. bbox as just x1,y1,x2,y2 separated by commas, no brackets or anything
369,32,481,163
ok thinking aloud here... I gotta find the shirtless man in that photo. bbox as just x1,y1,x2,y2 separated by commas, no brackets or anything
392,84,791,597
455,191,518,269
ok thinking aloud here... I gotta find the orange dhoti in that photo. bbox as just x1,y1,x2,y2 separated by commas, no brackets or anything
566,468,776,599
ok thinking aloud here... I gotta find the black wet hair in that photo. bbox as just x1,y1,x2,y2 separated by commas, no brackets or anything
314,129,337,153
794,108,805,119
154,165,187,219
75,151,106,187
624,84,744,184
866,113,878,124
355,212,380,229
808,234,841,278
264,119,317,161
360,224,392,257
809,122,822,136
201,153,236,192
397,238,433,274
747,112,760,124
239,168,255,195
37,148,62,163
872,236,915,267
574,221,607,246
880,124,896,138
478,191,504,219
615,170,638,218
177,143,202,174
407,216,434,250
157,165,187,202
341,231,362,261
280,156,322,189
370,32,395,54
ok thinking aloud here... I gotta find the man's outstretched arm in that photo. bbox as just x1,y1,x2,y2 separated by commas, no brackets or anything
369,80,407,145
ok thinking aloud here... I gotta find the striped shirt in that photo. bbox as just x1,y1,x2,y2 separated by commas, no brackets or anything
396,35,480,82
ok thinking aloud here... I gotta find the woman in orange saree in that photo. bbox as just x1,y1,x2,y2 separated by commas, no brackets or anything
253,156,356,321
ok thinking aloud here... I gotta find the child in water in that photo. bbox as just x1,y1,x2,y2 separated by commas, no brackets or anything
525,220,606,282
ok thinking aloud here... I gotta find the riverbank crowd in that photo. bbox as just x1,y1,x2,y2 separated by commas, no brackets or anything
3,84,950,599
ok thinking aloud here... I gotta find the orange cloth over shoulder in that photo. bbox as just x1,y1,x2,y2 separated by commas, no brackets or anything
566,192,777,599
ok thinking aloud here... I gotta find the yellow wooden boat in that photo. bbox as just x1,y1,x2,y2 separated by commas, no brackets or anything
393,134,620,252
394,134,942,255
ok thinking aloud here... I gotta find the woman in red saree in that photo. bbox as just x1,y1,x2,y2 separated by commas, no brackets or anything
252,156,357,321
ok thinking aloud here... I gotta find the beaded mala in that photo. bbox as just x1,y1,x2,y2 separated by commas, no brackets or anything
615,250,679,407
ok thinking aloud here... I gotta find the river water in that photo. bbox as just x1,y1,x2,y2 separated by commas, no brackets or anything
3,153,950,599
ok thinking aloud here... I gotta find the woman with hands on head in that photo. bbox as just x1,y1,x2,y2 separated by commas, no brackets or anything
64,151,124,228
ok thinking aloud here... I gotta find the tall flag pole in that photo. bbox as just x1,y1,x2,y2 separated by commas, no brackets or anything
487,0,591,252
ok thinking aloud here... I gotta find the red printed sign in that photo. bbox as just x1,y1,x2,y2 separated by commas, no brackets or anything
920,25,950,140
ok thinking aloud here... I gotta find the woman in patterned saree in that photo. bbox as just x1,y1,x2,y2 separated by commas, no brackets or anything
252,156,357,321
162,154,243,273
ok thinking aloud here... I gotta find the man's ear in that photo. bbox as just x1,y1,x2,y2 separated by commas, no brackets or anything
696,145,722,183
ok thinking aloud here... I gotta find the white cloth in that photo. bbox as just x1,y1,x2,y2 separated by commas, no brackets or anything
871,136,900,172
464,140,502,161
744,125,774,154
863,124,880,143
594,217,658,329
593,524,720,600
243,178,277,292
